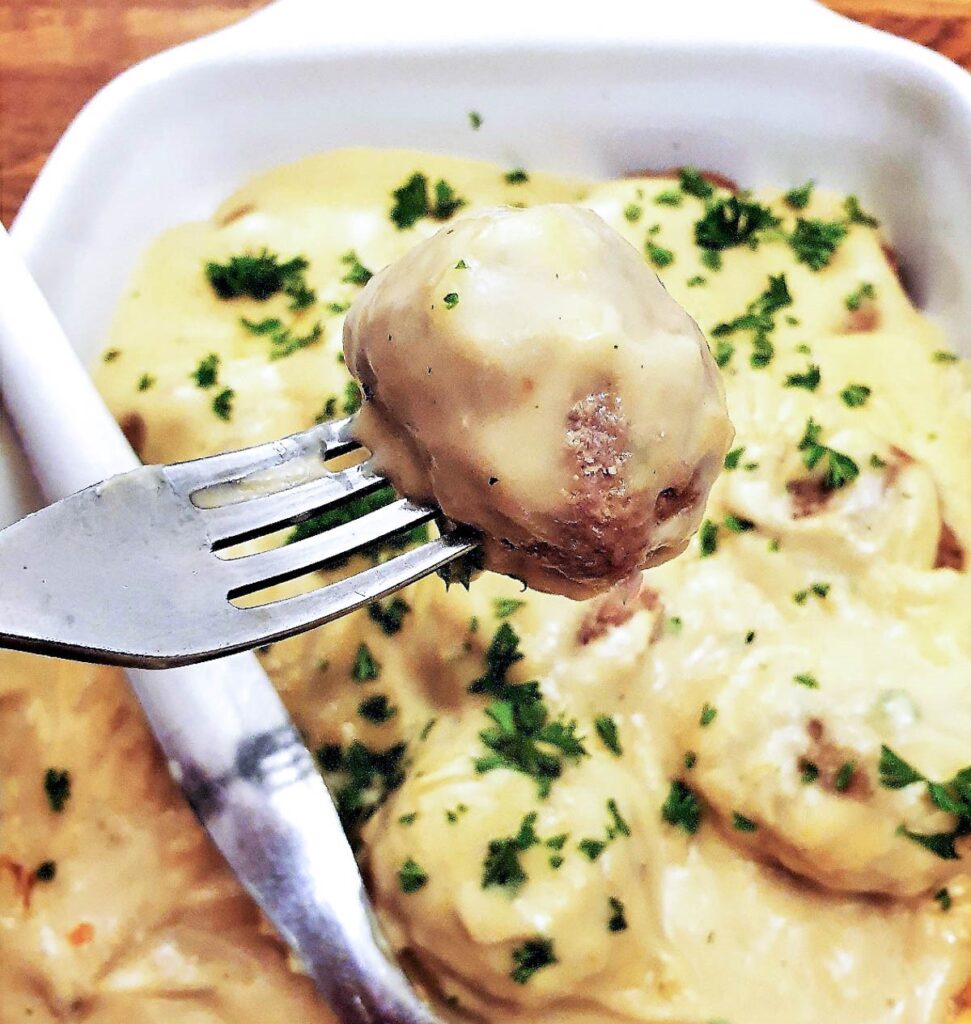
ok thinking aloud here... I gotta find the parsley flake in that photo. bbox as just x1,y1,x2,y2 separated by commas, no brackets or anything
510,937,557,985
398,858,428,894
843,195,879,227
608,896,628,932
352,643,380,682
841,383,872,407
212,387,235,421
662,780,702,835
784,181,814,210
190,353,220,389
679,167,714,199
785,364,821,391
595,714,623,756
788,218,847,271
695,196,780,251
44,768,71,813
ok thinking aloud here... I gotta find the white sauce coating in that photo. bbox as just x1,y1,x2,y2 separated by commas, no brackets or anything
343,204,733,597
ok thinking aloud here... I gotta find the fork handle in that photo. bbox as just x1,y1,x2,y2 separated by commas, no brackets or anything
0,221,437,1023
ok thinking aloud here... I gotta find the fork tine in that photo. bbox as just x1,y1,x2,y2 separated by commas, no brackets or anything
237,531,478,644
225,497,439,598
203,460,386,549
165,418,360,494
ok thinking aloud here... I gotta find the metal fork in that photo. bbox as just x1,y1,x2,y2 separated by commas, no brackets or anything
0,414,478,667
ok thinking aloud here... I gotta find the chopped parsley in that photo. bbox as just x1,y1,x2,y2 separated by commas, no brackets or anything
700,703,718,727
578,838,607,861
879,746,971,859
469,110,483,130
662,780,702,835
433,180,466,219
43,768,71,813
470,624,587,797
368,597,410,635
595,714,623,756
797,418,859,490
788,218,847,271
455,259,469,269
794,672,819,689
687,275,707,287
398,858,428,894
679,167,714,199
510,937,557,985
935,888,952,911
624,203,643,223
723,513,755,533
878,746,925,789
482,812,539,893
137,373,155,392
390,173,430,229
103,348,121,363
834,761,856,793
784,180,814,210
845,281,876,311
841,383,872,407
316,739,406,830
34,860,57,882
212,387,235,421
342,380,362,415
494,597,526,618
340,250,373,286
713,338,734,368
390,172,467,229
785,363,821,391
684,751,698,770
504,168,530,184
843,195,879,227
794,581,830,604
646,240,675,268
398,812,418,826
732,812,758,832
801,760,820,784
701,249,723,272
241,316,324,360
933,350,958,364
699,520,719,557
694,196,780,252
206,250,315,310
358,694,397,724
711,274,791,369
607,897,628,932
654,189,682,207
190,353,220,389
443,292,460,309
724,447,745,470
352,643,380,682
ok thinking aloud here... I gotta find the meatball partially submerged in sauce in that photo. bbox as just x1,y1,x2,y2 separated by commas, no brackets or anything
343,204,734,598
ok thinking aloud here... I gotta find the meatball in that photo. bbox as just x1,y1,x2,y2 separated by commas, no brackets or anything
343,205,733,598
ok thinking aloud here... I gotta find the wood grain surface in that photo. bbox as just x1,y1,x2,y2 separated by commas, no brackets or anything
1,0,970,224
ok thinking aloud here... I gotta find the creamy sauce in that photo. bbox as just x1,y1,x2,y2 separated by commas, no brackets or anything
3,149,971,1024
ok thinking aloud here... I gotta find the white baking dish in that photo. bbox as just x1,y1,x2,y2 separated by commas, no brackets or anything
5,0,971,529
3,3,971,1012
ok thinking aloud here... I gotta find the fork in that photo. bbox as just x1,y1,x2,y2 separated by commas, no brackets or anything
0,411,478,667
0,220,457,1024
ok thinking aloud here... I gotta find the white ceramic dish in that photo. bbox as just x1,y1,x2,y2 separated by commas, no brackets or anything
2,2,971,1013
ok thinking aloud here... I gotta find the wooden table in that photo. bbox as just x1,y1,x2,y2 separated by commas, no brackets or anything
2,0,970,224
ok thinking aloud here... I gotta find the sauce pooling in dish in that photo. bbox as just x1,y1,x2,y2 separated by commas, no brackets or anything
343,204,733,598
